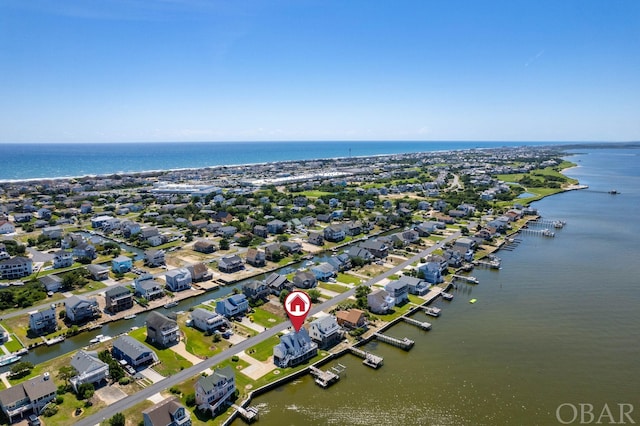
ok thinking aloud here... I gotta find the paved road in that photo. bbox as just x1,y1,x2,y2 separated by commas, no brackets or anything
76,230,460,426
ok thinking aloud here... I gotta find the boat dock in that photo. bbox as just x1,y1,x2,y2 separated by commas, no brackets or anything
373,332,414,350
423,306,441,317
530,218,566,228
441,292,454,301
519,228,555,237
474,255,501,269
401,316,432,330
231,404,259,423
43,335,65,346
452,274,479,284
309,364,346,388
348,347,384,368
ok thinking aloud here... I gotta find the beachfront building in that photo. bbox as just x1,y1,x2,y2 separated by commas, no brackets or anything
146,311,180,348
105,286,134,313
195,366,236,415
190,308,227,333
69,350,109,393
273,329,318,368
217,255,244,273
336,309,367,330
418,262,444,284
28,306,57,335
111,335,158,368
64,295,99,323
215,294,248,318
142,396,192,426
308,315,342,349
165,268,192,292
0,374,57,424
145,249,166,267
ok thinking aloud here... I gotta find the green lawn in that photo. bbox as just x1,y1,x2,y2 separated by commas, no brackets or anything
372,295,424,322
318,282,350,293
248,307,285,328
181,324,221,359
3,335,24,352
245,335,280,361
298,190,334,198
336,273,362,285
129,326,192,376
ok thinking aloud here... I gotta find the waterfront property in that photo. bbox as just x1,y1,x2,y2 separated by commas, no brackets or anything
245,248,266,267
0,256,33,279
69,350,109,393
359,240,389,258
105,285,134,313
242,280,270,302
146,311,180,348
273,329,318,368
384,280,410,306
0,373,57,424
217,255,244,273
368,289,394,314
336,309,367,329
195,366,236,415
39,274,62,293
142,395,192,426
186,263,213,282
112,335,158,367
190,308,228,333
265,272,292,296
145,249,166,267
311,262,337,281
293,270,317,289
308,315,343,349
64,295,100,324
165,268,192,292
112,255,133,274
86,263,110,281
135,274,165,300
215,294,249,318
28,306,57,335
52,250,73,269
418,262,444,284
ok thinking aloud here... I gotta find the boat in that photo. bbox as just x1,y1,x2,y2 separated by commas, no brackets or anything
164,301,179,309
0,354,21,366
124,314,137,320
89,334,104,344
608,189,620,195
424,306,442,317
441,292,454,301
469,298,477,304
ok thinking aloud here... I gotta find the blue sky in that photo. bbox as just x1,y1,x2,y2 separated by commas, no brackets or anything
1,0,639,143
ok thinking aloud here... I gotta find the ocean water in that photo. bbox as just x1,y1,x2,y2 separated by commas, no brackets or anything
240,148,640,426
0,141,558,181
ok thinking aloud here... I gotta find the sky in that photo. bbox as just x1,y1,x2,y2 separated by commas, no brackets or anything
1,0,639,143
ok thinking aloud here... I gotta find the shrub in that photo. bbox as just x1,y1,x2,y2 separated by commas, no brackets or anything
55,395,64,404
185,393,196,407
231,355,239,362
118,377,131,385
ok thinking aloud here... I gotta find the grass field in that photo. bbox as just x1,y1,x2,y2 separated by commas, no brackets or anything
318,282,351,293
245,335,280,361
336,273,362,285
248,307,285,328
129,326,192,376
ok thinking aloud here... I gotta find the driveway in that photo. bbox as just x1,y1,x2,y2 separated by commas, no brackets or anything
139,367,165,384
95,385,128,405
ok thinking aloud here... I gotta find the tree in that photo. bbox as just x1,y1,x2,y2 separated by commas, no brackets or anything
219,238,230,250
355,285,371,310
185,392,196,407
77,382,95,400
108,412,125,426
57,365,78,383
10,361,33,378
279,289,290,305
307,289,321,303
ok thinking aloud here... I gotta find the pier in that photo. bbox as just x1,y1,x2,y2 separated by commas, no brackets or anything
440,292,454,301
473,255,501,269
530,218,566,228
42,335,65,346
401,316,432,330
423,306,441,317
519,228,555,237
309,364,345,388
231,404,259,423
373,332,414,350
349,347,384,368
452,274,479,284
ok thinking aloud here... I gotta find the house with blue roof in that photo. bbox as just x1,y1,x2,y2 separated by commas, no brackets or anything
273,329,318,368
215,294,249,318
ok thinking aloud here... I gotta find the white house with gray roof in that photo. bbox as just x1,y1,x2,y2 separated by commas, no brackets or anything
112,335,158,367
69,350,109,392
195,366,236,415
0,374,57,423
190,308,228,333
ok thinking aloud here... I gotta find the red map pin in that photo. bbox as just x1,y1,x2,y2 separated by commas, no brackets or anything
284,290,312,332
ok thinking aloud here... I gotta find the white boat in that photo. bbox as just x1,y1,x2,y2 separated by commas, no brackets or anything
0,354,21,366
424,307,442,317
89,334,104,344
124,314,137,320
441,292,454,301
164,301,179,309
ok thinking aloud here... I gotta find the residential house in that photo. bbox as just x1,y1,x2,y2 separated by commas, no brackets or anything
190,308,227,333
42,226,63,240
105,286,134,313
242,280,270,302
327,253,352,272
13,213,32,223
135,274,165,300
300,216,316,227
307,231,324,246
142,396,192,426
52,250,73,269
215,294,249,318
140,226,160,242
292,270,317,289
122,221,142,238
217,255,244,273
64,295,99,323
323,224,346,242
193,240,216,254
280,241,302,254
39,275,62,293
73,242,96,260
61,232,84,249
90,215,114,229
346,246,374,263
146,311,180,348
418,262,444,284
28,307,57,335
69,350,109,393
0,220,15,234
195,367,236,415
217,226,237,238
165,268,192,292
112,255,133,274
252,225,268,238
308,315,342,349
398,276,429,296
359,240,388,258
186,263,212,282
367,289,394,314
266,219,287,234
263,243,281,261
453,237,476,254
344,221,363,236
189,219,208,230
265,273,292,296
0,257,33,279
414,223,431,237
336,309,367,329
145,249,166,267
245,248,266,267
111,335,158,367
311,262,336,281
86,264,109,281
273,329,318,368
385,280,409,306
401,229,420,244
316,213,331,223
0,373,57,424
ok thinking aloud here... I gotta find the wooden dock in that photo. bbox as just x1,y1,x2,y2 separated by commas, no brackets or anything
423,306,441,317
309,366,340,388
231,404,259,423
452,274,479,284
401,316,432,330
349,347,384,368
373,332,414,350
